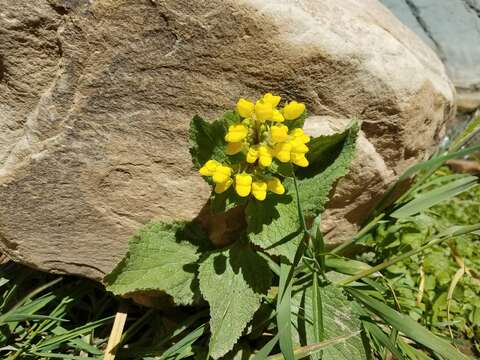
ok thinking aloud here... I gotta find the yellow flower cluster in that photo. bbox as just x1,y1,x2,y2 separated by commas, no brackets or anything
199,93,310,201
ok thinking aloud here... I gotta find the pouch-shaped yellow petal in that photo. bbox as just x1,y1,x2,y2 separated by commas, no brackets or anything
267,177,285,195
291,153,309,167
291,139,309,154
282,101,305,120
212,165,232,183
255,101,274,122
235,173,252,197
246,147,258,163
273,142,292,163
262,93,281,107
199,159,220,176
225,124,248,143
226,142,243,155
270,124,289,143
271,109,284,122
252,181,267,201
258,145,273,167
236,98,255,118
290,128,310,143
214,178,233,194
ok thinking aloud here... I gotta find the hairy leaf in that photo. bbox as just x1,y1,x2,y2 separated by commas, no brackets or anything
246,122,359,261
246,184,302,262
298,121,359,217
199,240,272,359
189,115,228,169
104,223,201,305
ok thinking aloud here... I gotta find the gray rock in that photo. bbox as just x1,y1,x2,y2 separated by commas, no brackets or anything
381,0,480,110
0,0,454,279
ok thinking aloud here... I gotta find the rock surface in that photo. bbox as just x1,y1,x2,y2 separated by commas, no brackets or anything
0,0,454,279
381,0,480,111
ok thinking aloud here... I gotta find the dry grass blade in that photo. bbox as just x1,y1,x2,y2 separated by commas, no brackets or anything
446,256,465,344
103,303,128,360
267,332,361,360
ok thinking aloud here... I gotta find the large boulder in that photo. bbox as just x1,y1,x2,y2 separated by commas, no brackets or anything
0,0,454,279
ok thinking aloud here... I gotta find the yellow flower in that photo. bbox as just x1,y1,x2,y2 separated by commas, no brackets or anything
267,177,285,195
225,124,248,143
290,139,309,155
258,145,273,167
212,165,232,184
262,93,281,107
270,124,289,143
271,109,284,122
290,128,310,143
236,98,254,118
290,138,309,167
246,147,258,163
255,101,274,122
199,159,220,176
291,153,309,167
226,142,244,155
252,181,267,201
282,101,305,120
273,142,292,163
215,178,233,193
235,173,252,197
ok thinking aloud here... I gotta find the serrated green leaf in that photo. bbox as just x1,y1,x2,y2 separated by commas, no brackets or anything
189,115,228,169
246,122,359,262
104,223,201,305
291,283,369,360
298,121,359,217
246,185,303,262
199,240,272,359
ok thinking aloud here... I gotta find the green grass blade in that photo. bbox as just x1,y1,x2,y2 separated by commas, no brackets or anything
311,275,323,360
449,115,480,151
67,338,103,355
1,314,67,323
8,278,62,313
362,321,404,360
160,323,207,359
324,257,373,275
35,316,114,350
252,335,279,360
349,289,472,360
277,262,295,360
29,351,94,359
390,176,478,219
370,144,480,217
336,224,480,286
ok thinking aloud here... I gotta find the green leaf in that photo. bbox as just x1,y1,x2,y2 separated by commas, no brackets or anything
449,115,480,151
298,121,360,217
349,289,472,360
199,240,272,359
246,185,303,262
246,122,359,262
292,283,369,360
277,262,295,360
362,321,404,360
104,222,201,305
189,115,228,169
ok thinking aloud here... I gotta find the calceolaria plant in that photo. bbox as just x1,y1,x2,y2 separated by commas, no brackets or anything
104,92,474,360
